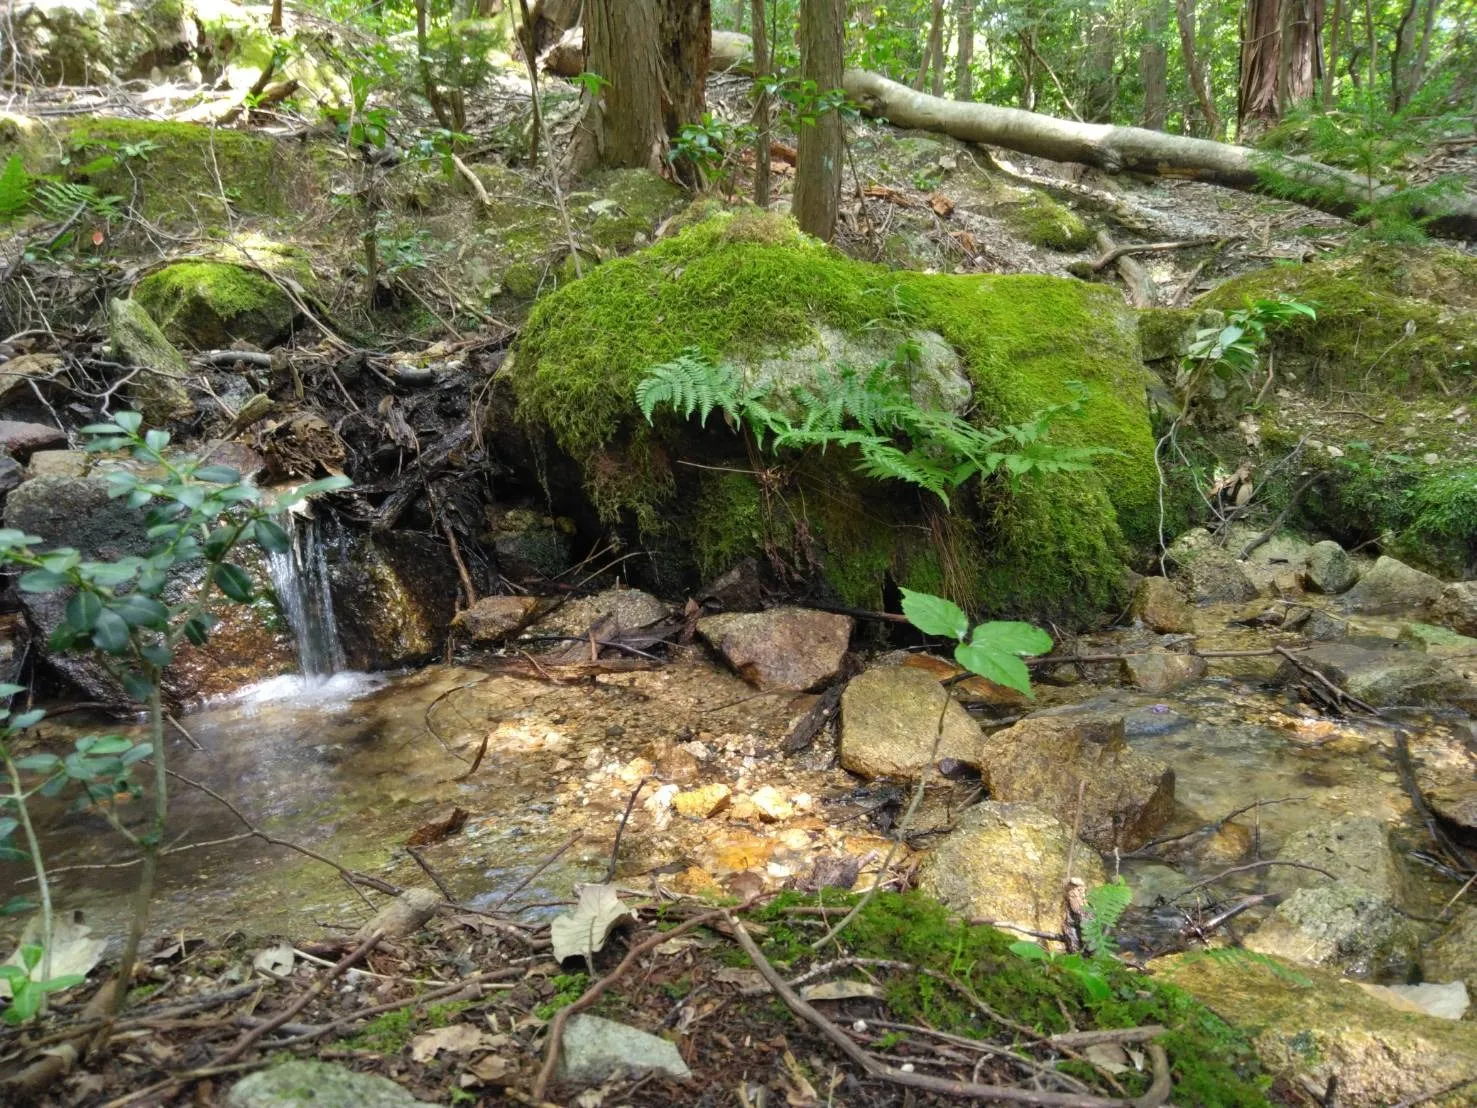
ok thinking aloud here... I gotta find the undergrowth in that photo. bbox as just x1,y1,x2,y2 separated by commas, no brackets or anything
751,891,1271,1107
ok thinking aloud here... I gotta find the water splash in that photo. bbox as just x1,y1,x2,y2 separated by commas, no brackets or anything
265,509,346,677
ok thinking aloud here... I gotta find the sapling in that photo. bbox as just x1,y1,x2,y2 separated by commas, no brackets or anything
0,411,348,1016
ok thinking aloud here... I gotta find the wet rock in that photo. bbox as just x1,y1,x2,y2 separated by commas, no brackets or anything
1130,576,1195,634
227,1060,433,1108
1410,734,1477,831
697,607,851,691
896,652,1026,707
649,743,701,784
0,420,66,459
452,596,542,643
1341,555,1444,615
537,587,671,638
1304,540,1357,594
329,530,463,670
1358,981,1469,1021
917,801,1106,936
1155,951,1477,1108
106,298,196,424
0,453,22,500
976,711,1174,852
133,261,297,349
673,784,731,819
1277,643,1475,708
748,785,793,822
1122,704,1192,737
1432,581,1477,637
1303,608,1350,641
1425,907,1477,997
1245,885,1414,975
1398,621,1477,656
26,450,89,479
1119,648,1207,693
1180,547,1258,604
838,666,983,780
1267,817,1408,903
559,1014,691,1083
490,508,573,580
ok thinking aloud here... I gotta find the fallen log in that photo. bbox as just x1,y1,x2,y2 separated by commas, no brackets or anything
840,68,1477,241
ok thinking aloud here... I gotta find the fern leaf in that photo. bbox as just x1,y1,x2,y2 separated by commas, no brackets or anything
1082,877,1131,956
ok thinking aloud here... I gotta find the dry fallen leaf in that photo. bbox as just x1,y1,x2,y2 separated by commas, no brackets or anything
461,1051,518,1086
551,884,635,964
410,1023,503,1062
1084,1042,1133,1075
799,980,887,1002
252,943,295,978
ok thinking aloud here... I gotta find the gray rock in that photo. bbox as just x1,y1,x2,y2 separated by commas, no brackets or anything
839,666,984,780
1278,643,1474,707
453,595,542,643
977,709,1175,852
1432,581,1477,637
0,453,23,500
535,587,671,638
917,801,1106,937
1341,555,1444,615
1246,884,1413,975
1303,608,1349,641
1425,907,1477,997
559,1014,691,1083
1181,547,1258,604
26,450,89,479
1267,816,1408,904
1119,648,1207,693
107,298,196,424
491,508,572,579
1408,731,1477,832
0,420,66,460
697,607,851,691
1304,540,1357,594
226,1061,434,1108
1122,705,1192,737
1363,982,1469,1021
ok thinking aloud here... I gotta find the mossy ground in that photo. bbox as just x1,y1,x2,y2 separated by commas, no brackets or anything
511,210,1156,622
1003,190,1094,252
740,891,1271,1107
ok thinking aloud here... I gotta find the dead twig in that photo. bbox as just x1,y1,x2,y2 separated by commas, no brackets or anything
1171,859,1337,901
490,831,581,911
1272,646,1379,715
605,777,649,883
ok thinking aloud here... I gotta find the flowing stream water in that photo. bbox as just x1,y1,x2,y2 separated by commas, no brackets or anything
264,509,346,678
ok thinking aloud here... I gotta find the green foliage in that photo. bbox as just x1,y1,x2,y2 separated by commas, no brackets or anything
1175,296,1316,407
637,346,1113,507
1082,877,1132,956
899,586,1052,696
0,945,83,1025
0,155,31,221
1007,878,1132,1003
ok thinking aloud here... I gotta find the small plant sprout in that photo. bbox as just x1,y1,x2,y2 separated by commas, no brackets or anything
897,588,1053,698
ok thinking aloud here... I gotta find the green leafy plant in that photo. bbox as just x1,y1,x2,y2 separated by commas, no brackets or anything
1007,878,1134,1005
898,586,1052,697
0,155,31,221
0,945,84,1025
636,347,1113,506
0,412,350,1015
1174,296,1316,406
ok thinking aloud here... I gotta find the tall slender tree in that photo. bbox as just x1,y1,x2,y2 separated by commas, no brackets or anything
1238,0,1323,133
955,0,975,99
1177,0,1221,136
1141,0,1170,128
794,0,846,241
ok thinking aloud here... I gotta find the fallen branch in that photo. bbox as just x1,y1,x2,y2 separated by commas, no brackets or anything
1088,236,1223,271
1272,645,1379,715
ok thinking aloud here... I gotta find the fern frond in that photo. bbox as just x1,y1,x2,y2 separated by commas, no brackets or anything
635,349,742,427
1081,878,1131,956
0,156,31,221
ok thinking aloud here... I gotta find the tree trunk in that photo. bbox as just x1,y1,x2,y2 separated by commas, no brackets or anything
795,0,846,241
841,67,1477,238
1240,0,1323,132
1141,0,1169,128
916,0,946,90
1081,12,1119,122
1392,0,1441,108
1321,0,1347,105
569,0,710,174
955,0,974,100
1176,0,1221,136
751,0,771,207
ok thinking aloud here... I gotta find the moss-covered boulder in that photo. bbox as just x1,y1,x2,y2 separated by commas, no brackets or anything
134,260,297,348
510,210,1156,621
9,0,199,85
1004,190,1093,252
106,297,196,423
1202,246,1477,395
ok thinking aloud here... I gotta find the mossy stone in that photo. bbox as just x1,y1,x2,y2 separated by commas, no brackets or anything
134,261,296,348
106,297,195,423
1004,190,1093,251
511,209,1156,622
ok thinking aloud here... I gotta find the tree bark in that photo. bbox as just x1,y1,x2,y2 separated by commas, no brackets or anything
1141,0,1169,128
841,67,1477,238
1081,11,1119,122
751,0,771,207
1321,0,1347,105
569,0,710,175
1239,0,1323,132
955,0,974,100
916,0,946,91
1176,0,1221,136
795,0,846,241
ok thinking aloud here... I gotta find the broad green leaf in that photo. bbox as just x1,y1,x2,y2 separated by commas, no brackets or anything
899,588,968,641
18,569,66,593
90,608,130,654
211,563,253,604
0,818,15,839
77,735,134,755
79,422,124,435
83,562,139,587
121,671,154,703
111,595,169,629
194,464,241,484
1,896,36,916
144,429,169,452
0,683,25,698
139,643,172,668
9,709,44,731
202,525,236,560
954,641,1033,698
13,754,59,773
253,519,291,555
1008,941,1049,962
969,620,1053,657
114,411,143,434
65,591,102,632
182,614,212,646
0,530,42,548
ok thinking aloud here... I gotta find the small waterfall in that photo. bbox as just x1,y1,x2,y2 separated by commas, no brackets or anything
266,509,346,678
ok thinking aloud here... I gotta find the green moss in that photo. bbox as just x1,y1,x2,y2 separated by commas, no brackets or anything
1202,246,1477,396
1004,191,1093,252
512,210,1156,621
1137,307,1204,363
753,892,1271,1107
134,261,295,348
343,1000,470,1053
